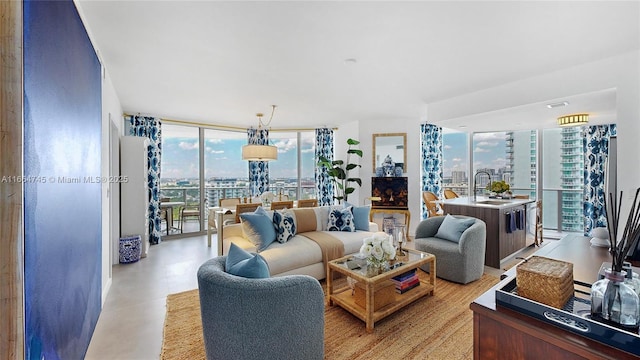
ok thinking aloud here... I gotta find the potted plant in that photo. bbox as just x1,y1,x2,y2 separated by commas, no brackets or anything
318,138,362,203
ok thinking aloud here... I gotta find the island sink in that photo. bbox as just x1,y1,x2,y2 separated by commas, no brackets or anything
475,200,513,205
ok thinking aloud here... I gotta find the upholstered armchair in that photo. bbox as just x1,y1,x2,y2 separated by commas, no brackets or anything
197,257,325,360
414,215,486,284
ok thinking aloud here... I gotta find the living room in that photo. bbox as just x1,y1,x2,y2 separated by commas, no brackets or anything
2,1,640,359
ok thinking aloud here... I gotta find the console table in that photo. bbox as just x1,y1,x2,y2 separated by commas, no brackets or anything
471,234,640,359
369,207,410,237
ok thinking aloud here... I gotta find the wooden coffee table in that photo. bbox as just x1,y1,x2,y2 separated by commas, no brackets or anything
327,248,436,332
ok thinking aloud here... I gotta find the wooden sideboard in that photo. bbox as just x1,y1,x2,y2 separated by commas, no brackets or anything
471,234,640,359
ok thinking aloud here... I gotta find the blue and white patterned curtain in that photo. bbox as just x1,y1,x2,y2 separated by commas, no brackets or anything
315,128,334,206
247,128,270,196
420,123,443,219
127,115,162,245
583,124,617,236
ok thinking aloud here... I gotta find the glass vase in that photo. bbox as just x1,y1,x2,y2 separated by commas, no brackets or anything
366,257,389,276
392,225,407,257
591,269,640,329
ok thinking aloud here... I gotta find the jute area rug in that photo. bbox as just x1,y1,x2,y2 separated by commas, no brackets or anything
161,273,499,360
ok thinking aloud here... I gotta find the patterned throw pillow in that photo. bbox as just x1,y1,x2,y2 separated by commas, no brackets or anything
327,206,355,232
273,209,296,243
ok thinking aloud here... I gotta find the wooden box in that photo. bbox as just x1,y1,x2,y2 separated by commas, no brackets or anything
354,280,395,311
516,256,574,309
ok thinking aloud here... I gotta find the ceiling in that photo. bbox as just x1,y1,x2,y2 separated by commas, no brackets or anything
75,1,639,131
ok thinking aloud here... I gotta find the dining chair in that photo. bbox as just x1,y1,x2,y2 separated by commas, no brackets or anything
270,200,294,210
297,199,318,208
218,197,241,228
535,200,543,246
443,189,459,199
180,204,201,233
219,197,241,208
422,191,443,218
160,197,171,235
235,203,261,223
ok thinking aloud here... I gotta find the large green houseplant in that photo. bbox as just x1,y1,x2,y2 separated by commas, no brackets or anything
318,138,363,203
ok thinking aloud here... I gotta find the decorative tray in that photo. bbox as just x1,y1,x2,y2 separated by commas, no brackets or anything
495,277,640,356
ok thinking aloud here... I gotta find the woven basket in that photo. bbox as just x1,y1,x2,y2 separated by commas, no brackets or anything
516,256,574,309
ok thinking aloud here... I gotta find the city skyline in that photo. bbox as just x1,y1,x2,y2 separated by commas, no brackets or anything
161,133,316,180
162,130,510,182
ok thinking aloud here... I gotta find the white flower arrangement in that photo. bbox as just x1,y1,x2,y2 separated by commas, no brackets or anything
360,232,396,269
260,191,275,204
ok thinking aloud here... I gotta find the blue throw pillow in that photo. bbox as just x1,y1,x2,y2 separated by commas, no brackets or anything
240,211,277,252
273,209,296,243
435,214,475,243
345,202,371,231
225,243,270,278
327,206,355,232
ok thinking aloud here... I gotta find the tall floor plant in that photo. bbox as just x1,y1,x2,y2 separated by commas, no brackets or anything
318,138,362,203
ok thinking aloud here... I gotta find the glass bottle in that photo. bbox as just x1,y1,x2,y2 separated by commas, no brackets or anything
622,262,640,298
591,268,640,329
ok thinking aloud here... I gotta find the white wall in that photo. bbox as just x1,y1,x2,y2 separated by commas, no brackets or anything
100,68,123,305
354,116,423,236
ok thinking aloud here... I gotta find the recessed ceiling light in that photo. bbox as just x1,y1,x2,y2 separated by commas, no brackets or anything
458,125,467,128
546,101,569,109
344,58,357,64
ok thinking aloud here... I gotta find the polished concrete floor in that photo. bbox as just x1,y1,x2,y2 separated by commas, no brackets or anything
85,232,216,360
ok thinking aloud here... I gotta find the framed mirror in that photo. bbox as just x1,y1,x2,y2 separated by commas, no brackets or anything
372,133,407,174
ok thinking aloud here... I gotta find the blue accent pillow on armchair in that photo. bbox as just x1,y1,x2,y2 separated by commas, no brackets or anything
327,206,355,232
225,243,270,278
435,214,475,243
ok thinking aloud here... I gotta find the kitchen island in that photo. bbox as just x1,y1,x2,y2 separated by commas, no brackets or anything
440,196,535,268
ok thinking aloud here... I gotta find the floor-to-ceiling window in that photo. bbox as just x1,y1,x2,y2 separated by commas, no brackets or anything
442,129,469,196
471,132,508,196
160,125,316,237
203,129,250,207
160,124,202,235
542,127,583,233
471,130,537,198
268,131,316,200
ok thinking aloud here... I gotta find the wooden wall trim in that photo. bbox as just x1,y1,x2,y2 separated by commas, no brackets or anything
0,1,24,359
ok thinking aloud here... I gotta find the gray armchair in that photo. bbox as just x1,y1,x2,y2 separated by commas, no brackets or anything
197,257,325,360
414,215,486,284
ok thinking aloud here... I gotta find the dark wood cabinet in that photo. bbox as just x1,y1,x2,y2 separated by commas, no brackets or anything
471,235,640,360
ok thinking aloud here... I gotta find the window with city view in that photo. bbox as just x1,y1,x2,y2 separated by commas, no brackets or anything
442,129,469,196
159,124,317,235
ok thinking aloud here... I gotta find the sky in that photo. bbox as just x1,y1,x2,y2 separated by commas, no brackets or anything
161,132,316,180
160,125,509,181
442,131,507,177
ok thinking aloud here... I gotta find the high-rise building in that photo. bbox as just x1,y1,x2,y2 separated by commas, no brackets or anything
505,131,536,199
559,127,584,232
451,170,466,185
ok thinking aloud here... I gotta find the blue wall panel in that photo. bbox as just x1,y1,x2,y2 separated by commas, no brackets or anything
23,0,102,359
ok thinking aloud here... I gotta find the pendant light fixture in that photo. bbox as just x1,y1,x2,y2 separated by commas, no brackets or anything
242,105,278,161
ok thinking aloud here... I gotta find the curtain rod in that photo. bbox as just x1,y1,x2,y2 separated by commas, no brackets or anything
123,113,338,132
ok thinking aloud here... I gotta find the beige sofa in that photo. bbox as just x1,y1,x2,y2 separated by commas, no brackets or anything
219,206,378,280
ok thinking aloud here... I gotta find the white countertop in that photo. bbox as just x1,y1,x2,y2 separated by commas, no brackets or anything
439,196,534,209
